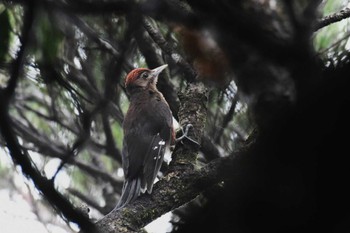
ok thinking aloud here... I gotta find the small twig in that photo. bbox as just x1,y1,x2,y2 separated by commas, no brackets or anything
59,10,134,71
316,30,350,56
21,103,79,134
11,117,123,189
68,188,108,215
315,8,350,31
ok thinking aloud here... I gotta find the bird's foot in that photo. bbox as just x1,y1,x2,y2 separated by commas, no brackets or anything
175,124,200,146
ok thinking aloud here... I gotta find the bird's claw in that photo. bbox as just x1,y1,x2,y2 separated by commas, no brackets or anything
176,124,200,146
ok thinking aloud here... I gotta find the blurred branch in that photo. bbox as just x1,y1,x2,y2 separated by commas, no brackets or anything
200,135,221,161
214,95,238,143
102,113,122,163
0,4,96,231
53,107,98,178
73,160,123,190
60,11,134,71
68,188,108,215
315,7,350,31
316,30,350,56
18,99,121,163
11,117,123,189
5,0,200,28
20,103,79,134
143,17,198,82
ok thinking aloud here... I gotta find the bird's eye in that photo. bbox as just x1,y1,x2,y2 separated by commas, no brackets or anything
141,72,149,79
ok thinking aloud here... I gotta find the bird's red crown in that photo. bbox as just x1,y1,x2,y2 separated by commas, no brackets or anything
125,68,150,88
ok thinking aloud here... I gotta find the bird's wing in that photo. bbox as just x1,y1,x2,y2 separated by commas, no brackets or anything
141,100,173,193
122,130,154,179
116,129,153,209
122,126,170,193
121,98,173,196
141,132,167,193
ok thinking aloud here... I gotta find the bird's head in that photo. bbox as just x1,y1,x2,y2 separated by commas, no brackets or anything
125,64,168,92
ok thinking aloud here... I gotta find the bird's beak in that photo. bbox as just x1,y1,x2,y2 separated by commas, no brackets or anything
151,64,168,78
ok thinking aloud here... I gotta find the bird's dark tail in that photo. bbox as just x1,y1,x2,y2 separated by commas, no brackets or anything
115,178,141,210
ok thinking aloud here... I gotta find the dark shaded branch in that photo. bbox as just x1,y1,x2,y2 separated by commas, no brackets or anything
2,0,134,15
60,11,134,71
102,113,122,163
0,5,96,231
200,136,221,161
315,7,350,31
142,17,198,82
3,1,33,103
11,118,123,189
18,100,121,163
214,95,238,143
20,103,79,134
6,0,201,31
96,152,235,233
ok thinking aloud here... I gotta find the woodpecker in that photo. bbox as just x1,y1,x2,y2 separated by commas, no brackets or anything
115,64,174,209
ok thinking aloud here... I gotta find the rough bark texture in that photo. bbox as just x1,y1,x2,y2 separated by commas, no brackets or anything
95,151,242,233
171,82,208,164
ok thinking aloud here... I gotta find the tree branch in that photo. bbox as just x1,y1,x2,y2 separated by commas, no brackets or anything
315,7,350,31
11,117,123,189
60,11,134,71
96,151,236,233
214,95,238,144
68,188,108,215
142,17,198,82
0,4,96,230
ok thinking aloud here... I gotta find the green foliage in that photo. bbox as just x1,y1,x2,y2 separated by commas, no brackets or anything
111,120,124,150
34,10,64,64
70,163,91,192
322,0,345,15
0,5,14,63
